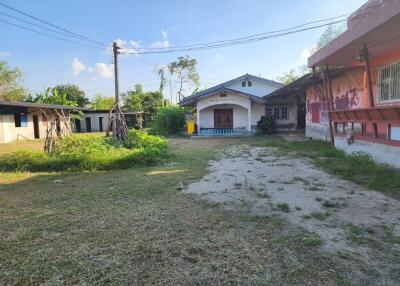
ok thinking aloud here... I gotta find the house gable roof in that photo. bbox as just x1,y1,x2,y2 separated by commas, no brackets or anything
180,74,284,106
181,86,266,106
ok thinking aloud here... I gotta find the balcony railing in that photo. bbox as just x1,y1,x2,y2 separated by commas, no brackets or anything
330,105,400,147
197,128,251,137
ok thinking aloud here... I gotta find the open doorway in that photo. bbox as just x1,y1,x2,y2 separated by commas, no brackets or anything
85,117,92,132
33,115,40,139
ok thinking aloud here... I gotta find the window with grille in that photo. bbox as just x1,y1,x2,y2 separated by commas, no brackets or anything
378,62,400,102
273,107,280,120
281,107,288,120
247,81,252,87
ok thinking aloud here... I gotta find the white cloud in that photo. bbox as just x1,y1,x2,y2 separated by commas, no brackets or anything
108,39,141,55
88,67,94,73
72,58,86,75
300,45,316,60
0,51,11,58
214,53,222,59
150,30,170,48
93,62,113,78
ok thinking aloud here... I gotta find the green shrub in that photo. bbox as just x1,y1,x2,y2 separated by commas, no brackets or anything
149,106,186,135
257,116,276,134
0,132,167,172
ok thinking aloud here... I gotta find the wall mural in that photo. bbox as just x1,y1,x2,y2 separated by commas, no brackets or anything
306,85,328,124
306,71,363,124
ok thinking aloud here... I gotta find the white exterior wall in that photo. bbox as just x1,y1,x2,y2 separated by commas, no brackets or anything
198,105,249,129
251,102,266,126
229,80,277,97
196,93,266,130
335,137,400,168
0,115,4,143
0,109,71,143
79,113,110,133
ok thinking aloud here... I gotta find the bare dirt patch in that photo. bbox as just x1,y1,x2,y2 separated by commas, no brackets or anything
185,144,400,283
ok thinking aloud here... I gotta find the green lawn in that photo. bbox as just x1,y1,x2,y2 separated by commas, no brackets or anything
1,136,399,285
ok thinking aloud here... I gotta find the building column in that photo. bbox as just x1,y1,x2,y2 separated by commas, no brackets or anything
247,101,252,132
196,108,200,134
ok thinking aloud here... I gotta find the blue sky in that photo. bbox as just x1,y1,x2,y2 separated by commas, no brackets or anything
0,0,365,102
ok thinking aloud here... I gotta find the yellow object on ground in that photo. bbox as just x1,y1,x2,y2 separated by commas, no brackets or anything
187,120,195,135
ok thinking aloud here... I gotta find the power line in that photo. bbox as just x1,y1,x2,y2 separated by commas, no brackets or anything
121,19,347,55
128,13,351,51
0,1,107,47
0,11,96,42
0,18,105,49
119,3,382,54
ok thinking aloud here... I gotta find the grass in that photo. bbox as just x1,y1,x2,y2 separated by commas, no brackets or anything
0,131,167,172
276,203,290,212
0,137,354,285
310,211,331,220
257,135,400,199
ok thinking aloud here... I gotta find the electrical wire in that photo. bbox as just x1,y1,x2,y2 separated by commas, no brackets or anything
120,20,347,55
0,18,105,49
0,1,107,47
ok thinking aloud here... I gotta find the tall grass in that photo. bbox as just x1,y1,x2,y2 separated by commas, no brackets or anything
0,130,167,172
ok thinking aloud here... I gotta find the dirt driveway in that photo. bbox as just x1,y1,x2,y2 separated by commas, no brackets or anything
185,144,400,283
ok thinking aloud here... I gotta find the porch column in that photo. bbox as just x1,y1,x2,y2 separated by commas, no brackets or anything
196,108,200,134
247,101,252,132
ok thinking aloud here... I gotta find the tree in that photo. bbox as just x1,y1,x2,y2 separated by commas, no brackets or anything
276,24,345,83
315,24,344,51
52,84,88,107
93,94,114,110
276,69,298,84
157,56,200,102
0,60,26,101
122,84,168,118
123,84,143,112
34,87,78,107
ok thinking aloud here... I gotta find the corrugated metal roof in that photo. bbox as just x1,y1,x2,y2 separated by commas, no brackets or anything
0,100,86,110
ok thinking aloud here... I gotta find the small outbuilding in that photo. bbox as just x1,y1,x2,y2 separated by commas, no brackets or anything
0,100,81,144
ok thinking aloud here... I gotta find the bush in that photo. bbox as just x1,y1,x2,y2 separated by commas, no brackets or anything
149,106,186,135
257,116,276,134
0,132,167,172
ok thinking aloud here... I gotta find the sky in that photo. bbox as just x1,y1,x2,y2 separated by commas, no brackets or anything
0,0,366,103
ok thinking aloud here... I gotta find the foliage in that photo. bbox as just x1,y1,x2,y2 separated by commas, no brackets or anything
122,84,168,118
33,87,78,107
149,105,187,135
276,69,298,84
0,60,27,101
157,55,200,102
123,129,166,149
52,84,88,107
257,116,276,134
93,94,114,110
315,24,344,51
276,24,344,83
0,133,167,172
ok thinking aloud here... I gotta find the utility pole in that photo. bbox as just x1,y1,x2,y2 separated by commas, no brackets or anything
113,41,121,139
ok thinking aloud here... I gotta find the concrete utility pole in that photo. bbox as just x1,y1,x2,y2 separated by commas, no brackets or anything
113,41,121,139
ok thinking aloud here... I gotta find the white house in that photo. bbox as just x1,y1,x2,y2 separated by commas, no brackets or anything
180,74,303,135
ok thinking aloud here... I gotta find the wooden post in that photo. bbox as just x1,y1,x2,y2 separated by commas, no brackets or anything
363,44,375,108
325,70,335,146
113,42,121,140
362,44,378,139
